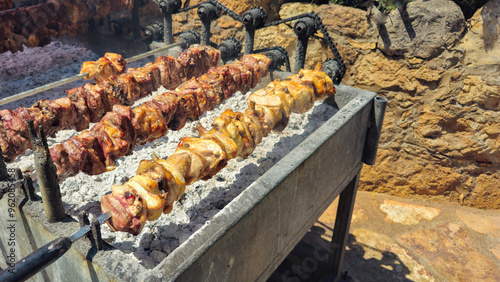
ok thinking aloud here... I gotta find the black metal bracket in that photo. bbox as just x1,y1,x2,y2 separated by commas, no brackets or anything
0,148,7,181
27,120,66,222
22,173,37,201
162,0,182,44
149,0,182,44
322,59,342,83
293,15,316,74
144,21,164,43
78,211,92,240
91,217,104,250
78,211,105,251
242,7,267,54
178,30,201,49
218,37,242,62
197,1,221,46
253,46,291,72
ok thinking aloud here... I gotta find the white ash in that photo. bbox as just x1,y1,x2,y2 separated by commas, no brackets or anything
68,89,335,269
2,40,338,269
0,40,99,109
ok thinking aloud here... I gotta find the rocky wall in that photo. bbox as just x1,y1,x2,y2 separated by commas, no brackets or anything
157,0,500,209
355,0,500,209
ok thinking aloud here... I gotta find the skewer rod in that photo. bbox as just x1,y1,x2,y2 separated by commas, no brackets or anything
163,11,174,44
0,42,182,106
125,42,182,63
0,73,87,106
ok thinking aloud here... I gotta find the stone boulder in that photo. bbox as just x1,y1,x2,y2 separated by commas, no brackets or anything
376,0,466,58
355,0,500,209
459,0,500,68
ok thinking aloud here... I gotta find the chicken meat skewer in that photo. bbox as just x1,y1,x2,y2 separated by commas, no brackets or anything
50,54,272,180
101,65,335,235
0,46,220,162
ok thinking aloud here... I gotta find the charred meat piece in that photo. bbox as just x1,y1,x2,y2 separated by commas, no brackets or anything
132,102,169,145
0,110,30,162
80,53,126,83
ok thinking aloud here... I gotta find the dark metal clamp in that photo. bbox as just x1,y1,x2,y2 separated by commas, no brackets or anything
218,37,242,62
197,1,221,46
242,7,267,54
293,15,316,74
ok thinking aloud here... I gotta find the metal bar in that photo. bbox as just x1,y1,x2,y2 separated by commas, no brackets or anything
90,217,104,250
0,42,182,106
132,0,141,39
362,96,388,165
0,237,73,282
14,168,28,199
163,10,174,44
27,120,66,222
78,211,90,228
23,173,36,201
78,211,93,242
244,28,255,55
0,149,8,181
126,42,182,62
0,73,87,106
327,173,360,280
0,211,110,281
201,20,211,46
293,37,308,74
70,212,110,242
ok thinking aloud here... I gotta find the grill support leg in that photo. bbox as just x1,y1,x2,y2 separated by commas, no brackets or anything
242,7,267,54
23,173,36,201
327,172,360,281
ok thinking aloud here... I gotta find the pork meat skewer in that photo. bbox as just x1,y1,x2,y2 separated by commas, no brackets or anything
50,54,272,180
0,46,220,162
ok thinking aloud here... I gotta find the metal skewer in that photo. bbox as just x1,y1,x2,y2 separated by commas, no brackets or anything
0,42,183,106
0,73,88,106
124,41,182,63
0,212,111,282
